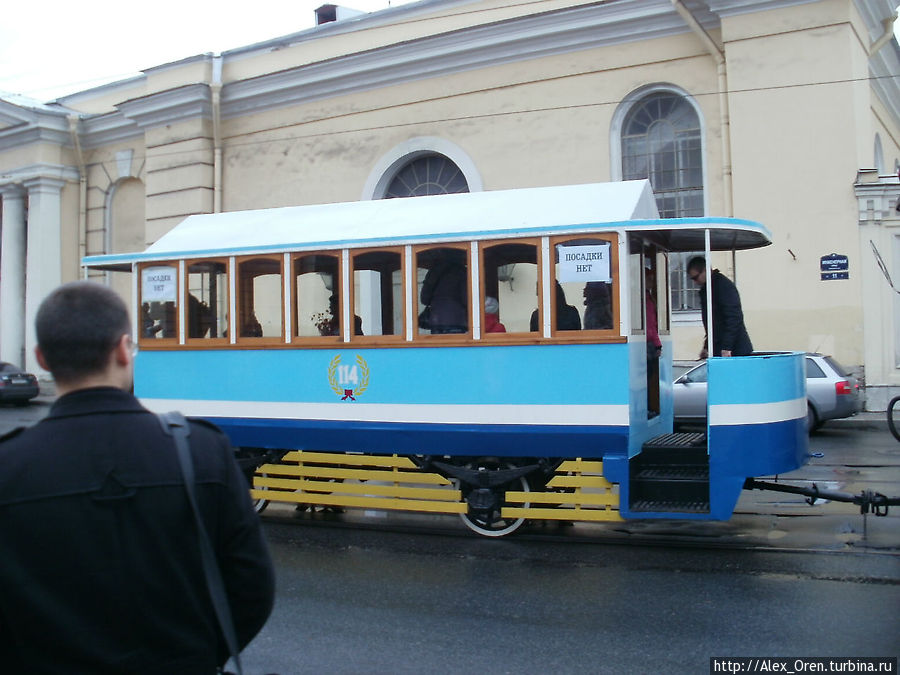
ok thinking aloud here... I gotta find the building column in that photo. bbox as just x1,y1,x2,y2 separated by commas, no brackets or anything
23,176,65,376
855,169,900,411
0,185,27,367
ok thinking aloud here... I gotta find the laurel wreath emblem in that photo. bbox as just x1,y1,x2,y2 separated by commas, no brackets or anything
327,354,370,399
327,355,342,396
354,355,370,395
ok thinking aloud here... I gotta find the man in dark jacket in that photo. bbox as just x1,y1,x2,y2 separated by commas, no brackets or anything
420,254,468,334
687,256,754,358
0,281,274,674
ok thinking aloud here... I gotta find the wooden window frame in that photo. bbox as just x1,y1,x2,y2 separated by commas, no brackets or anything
549,233,621,341
349,246,406,345
290,251,343,346
413,242,473,342
179,257,231,347
137,261,180,347
628,236,646,337
478,237,543,342
235,254,285,345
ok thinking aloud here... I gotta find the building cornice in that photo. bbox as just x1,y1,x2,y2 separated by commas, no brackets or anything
0,103,35,128
0,162,80,189
79,110,144,149
870,46,900,129
709,0,899,129
705,0,818,17
0,96,70,126
852,0,900,129
3,0,898,150
116,83,212,130
851,0,898,37
0,112,71,152
221,0,479,60
221,0,720,119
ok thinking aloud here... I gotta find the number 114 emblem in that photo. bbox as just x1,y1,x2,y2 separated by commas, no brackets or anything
327,354,370,401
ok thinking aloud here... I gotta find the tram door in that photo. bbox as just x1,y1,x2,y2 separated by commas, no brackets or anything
645,246,667,418
629,237,665,417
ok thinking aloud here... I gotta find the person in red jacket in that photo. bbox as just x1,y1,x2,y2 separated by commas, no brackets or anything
484,296,506,333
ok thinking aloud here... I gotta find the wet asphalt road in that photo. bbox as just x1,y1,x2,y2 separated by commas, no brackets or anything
3,398,898,674
240,419,900,674
239,522,898,675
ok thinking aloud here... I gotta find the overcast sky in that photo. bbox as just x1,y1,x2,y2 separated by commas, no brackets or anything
1,1,897,104
0,0,418,102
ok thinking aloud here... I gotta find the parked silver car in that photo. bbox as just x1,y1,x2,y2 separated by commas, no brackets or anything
673,353,862,432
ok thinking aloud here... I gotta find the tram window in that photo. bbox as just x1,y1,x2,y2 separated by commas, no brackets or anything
416,246,469,336
352,249,402,337
186,260,228,340
294,254,341,338
238,256,283,339
548,236,617,334
481,241,539,334
140,264,178,340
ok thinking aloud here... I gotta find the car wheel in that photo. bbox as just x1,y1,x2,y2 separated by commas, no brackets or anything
806,404,819,434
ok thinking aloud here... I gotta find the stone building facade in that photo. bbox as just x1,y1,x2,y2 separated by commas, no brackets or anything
1,0,899,407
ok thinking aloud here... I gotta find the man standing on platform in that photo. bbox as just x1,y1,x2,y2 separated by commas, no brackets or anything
687,256,754,358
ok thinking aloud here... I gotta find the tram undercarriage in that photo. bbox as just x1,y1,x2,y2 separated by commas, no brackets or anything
239,448,624,537
238,430,899,538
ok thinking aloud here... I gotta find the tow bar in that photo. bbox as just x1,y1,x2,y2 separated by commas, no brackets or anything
743,478,899,516
744,398,900,515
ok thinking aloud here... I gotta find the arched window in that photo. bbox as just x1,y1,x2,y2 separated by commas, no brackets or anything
384,154,469,198
621,90,704,311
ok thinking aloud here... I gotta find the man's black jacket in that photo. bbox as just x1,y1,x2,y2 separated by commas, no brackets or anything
700,269,754,356
0,387,275,674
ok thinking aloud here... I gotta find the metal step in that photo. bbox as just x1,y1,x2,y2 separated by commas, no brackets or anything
643,432,707,449
634,466,709,481
639,433,708,466
629,499,710,513
630,434,711,510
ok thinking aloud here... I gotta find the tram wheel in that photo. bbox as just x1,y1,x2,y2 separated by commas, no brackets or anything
457,460,530,538
806,404,819,433
252,471,270,514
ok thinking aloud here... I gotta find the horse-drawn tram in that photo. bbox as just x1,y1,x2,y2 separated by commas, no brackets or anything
84,181,895,536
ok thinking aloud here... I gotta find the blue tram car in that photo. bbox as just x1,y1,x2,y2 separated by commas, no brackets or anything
85,181,809,536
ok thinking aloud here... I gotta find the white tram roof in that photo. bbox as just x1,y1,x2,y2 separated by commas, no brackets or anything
84,181,771,270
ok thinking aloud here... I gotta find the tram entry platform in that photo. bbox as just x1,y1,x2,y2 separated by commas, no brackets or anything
629,432,710,515
621,352,813,521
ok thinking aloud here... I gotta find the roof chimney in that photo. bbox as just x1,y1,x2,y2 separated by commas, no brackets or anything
315,4,365,25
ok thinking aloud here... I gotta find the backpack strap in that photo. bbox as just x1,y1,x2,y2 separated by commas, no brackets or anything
157,411,243,675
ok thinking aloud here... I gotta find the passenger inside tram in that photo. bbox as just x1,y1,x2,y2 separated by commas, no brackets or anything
187,294,213,338
295,255,340,338
530,282,581,332
187,260,228,340
481,242,538,334
418,248,468,334
483,296,506,333
583,281,613,330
